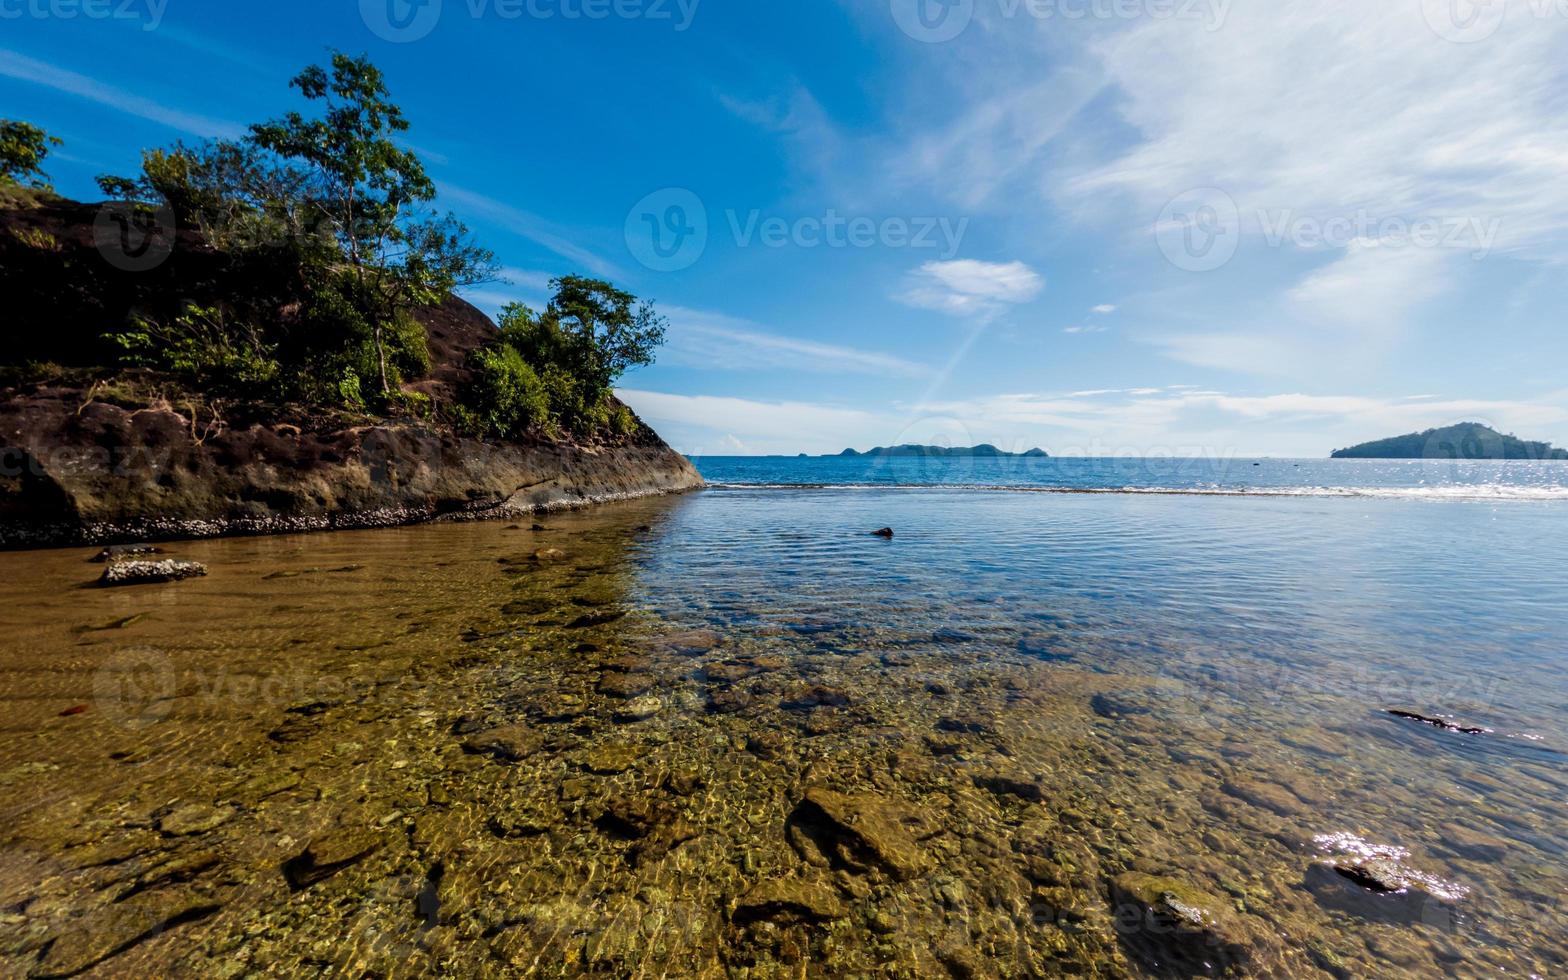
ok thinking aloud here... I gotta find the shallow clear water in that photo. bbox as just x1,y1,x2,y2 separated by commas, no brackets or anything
1,483,1565,977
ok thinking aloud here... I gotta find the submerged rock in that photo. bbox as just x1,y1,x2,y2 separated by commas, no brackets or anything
871,528,895,539
31,889,220,978
157,803,236,837
99,559,208,586
788,786,933,880
461,725,541,762
732,878,847,924
282,827,382,890
614,695,663,723
1109,872,1256,975
1387,710,1492,735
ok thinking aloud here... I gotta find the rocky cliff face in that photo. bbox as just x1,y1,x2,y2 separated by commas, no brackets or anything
0,385,703,548
0,196,702,548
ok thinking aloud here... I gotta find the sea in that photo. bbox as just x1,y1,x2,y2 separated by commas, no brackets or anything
1,455,1565,975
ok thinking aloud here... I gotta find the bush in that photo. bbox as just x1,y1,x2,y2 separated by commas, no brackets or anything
467,345,549,439
105,305,279,395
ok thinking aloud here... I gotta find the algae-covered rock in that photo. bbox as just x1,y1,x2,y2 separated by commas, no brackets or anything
1109,872,1256,976
733,878,847,924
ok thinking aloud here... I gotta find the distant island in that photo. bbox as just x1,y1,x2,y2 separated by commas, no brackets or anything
837,444,1049,458
1332,423,1568,460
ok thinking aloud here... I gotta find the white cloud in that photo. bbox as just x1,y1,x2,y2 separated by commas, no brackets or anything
0,49,243,138
1091,304,1117,314
1072,5,1568,262
895,259,1043,320
617,389,885,455
1064,324,1108,335
914,388,1568,457
662,306,930,378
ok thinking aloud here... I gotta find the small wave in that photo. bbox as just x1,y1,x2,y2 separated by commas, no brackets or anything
704,482,1568,502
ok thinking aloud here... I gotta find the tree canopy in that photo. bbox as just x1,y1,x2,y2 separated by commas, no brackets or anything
0,120,61,189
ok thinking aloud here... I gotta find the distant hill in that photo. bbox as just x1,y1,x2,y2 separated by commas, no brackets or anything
1332,423,1568,460
837,444,1048,458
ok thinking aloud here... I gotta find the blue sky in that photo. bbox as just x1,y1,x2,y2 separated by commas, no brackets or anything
5,0,1567,456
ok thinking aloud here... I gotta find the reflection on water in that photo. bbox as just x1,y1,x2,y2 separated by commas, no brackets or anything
0,489,1564,977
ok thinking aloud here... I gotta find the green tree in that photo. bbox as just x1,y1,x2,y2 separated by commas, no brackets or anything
250,52,494,401
0,120,62,189
502,276,667,395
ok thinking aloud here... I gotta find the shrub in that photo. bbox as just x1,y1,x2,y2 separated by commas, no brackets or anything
105,305,279,394
467,344,549,439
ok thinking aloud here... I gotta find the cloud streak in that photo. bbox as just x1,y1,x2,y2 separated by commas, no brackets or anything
0,49,242,138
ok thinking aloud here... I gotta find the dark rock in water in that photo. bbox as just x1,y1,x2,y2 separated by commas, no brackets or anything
283,828,382,890
1388,710,1491,735
1332,860,1406,894
706,687,753,714
1091,692,1152,720
567,610,627,629
1017,632,1077,663
1109,872,1257,975
597,672,654,699
89,543,163,563
780,685,850,712
732,878,847,924
461,725,541,762
787,786,932,880
501,598,553,616
871,527,895,539
99,559,208,586
1306,834,1469,926
972,771,1046,803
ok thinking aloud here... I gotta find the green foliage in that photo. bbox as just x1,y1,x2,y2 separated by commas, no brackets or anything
467,344,550,439
105,305,279,394
0,121,61,189
460,278,665,441
81,52,494,413
250,51,495,400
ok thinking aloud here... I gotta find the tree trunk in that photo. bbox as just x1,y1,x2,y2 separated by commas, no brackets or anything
373,321,390,401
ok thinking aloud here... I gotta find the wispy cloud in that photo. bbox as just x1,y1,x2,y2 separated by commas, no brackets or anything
895,259,1043,320
437,183,622,279
662,306,930,378
0,49,242,138
1064,324,1108,335
1091,304,1117,315
617,389,883,455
